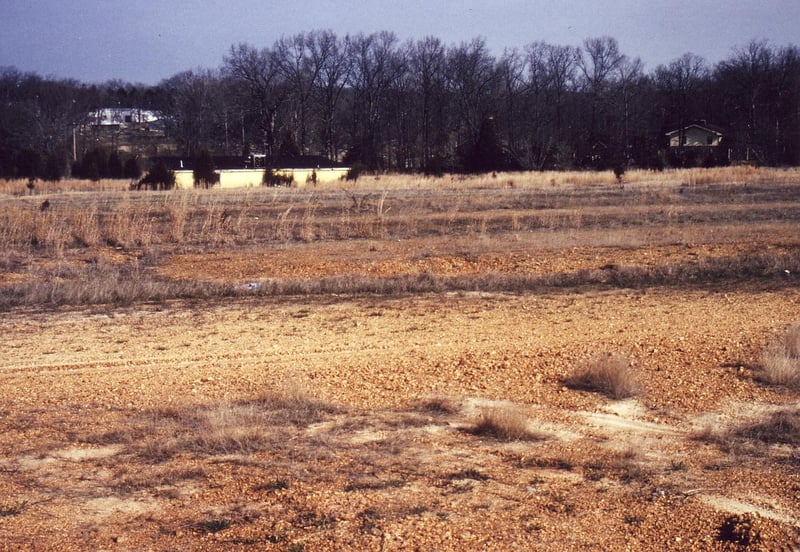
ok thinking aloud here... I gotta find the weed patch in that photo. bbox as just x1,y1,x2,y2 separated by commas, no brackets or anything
758,324,800,388
0,500,28,517
564,353,641,399
470,405,540,441
411,396,460,415
734,409,800,446
717,514,762,547
195,518,232,534
127,389,341,461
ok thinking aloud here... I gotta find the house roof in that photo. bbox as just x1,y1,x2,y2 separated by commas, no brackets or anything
261,155,346,169
665,121,725,137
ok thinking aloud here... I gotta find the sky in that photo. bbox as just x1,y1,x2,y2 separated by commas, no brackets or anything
1,0,798,85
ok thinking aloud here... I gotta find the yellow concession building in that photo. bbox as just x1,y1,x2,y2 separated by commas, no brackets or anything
168,155,350,189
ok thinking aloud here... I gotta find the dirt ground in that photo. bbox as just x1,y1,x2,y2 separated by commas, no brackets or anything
1,279,799,549
1,178,800,550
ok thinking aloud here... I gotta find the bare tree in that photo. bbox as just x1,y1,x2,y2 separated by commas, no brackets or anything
615,56,647,162
497,48,526,155
520,42,580,168
345,32,407,168
274,32,331,155
446,38,498,153
655,53,710,145
577,36,627,166
408,36,449,169
223,43,288,156
773,45,800,163
311,31,352,161
161,69,227,155
715,40,782,162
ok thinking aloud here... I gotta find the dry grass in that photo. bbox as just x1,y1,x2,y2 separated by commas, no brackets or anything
0,178,131,195
785,324,800,357
136,388,341,459
0,261,229,310
412,396,460,415
321,166,800,191
564,353,642,400
0,500,29,517
1,167,799,310
693,407,800,462
1,244,799,311
734,409,800,446
583,447,650,484
3,167,799,197
759,324,800,388
471,405,540,441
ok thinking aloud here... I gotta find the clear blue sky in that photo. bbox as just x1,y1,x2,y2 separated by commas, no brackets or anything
1,0,798,84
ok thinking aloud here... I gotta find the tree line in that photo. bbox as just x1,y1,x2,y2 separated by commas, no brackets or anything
1,31,799,179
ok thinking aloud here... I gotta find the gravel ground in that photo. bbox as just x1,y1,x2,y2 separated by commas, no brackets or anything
1,277,799,550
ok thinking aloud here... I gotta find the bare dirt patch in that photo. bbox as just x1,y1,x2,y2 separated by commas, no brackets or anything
2,286,800,550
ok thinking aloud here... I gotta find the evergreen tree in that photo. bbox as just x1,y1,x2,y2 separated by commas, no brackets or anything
123,157,142,179
139,161,175,190
463,117,520,173
107,151,124,179
192,150,218,188
15,148,42,179
42,153,64,181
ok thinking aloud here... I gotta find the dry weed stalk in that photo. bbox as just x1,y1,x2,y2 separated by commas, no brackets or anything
105,195,155,247
759,324,800,388
565,353,642,399
3,167,800,198
72,202,101,246
166,192,191,242
472,405,539,441
734,409,800,446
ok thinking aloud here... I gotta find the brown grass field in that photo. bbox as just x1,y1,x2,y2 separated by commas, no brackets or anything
1,167,799,550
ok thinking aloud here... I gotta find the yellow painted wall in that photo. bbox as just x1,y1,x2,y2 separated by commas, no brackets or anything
173,167,350,189
282,168,350,186
219,170,265,189
174,170,194,189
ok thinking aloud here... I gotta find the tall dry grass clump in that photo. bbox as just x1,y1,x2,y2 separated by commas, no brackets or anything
104,196,156,247
471,405,539,441
130,384,340,460
71,202,102,246
759,324,800,388
310,166,800,191
164,191,192,242
733,408,800,446
565,353,642,400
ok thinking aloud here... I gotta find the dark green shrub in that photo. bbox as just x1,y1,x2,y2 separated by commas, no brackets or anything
192,150,219,188
15,148,42,179
138,161,175,190
263,169,294,187
107,151,124,179
613,164,625,183
42,153,65,181
123,157,142,179
344,163,366,181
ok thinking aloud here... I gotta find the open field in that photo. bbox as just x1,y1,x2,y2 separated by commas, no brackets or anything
1,168,800,550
